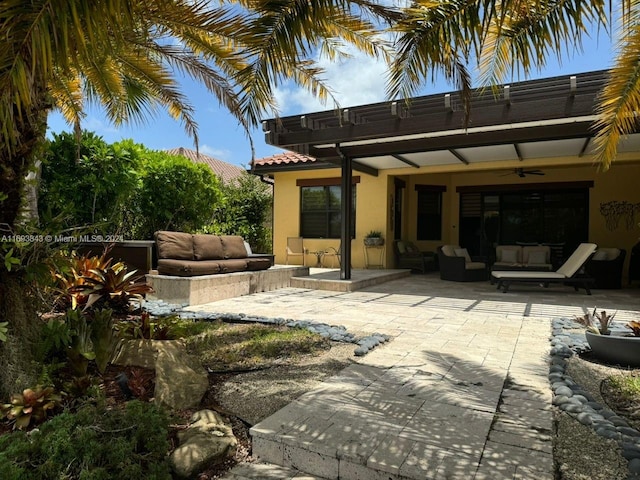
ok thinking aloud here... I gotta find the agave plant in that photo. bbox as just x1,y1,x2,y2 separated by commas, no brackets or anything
1,386,62,430
575,307,616,335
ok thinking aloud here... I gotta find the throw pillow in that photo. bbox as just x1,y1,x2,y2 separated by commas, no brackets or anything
501,249,518,263
592,250,608,261
406,243,419,254
528,250,548,265
454,248,471,262
397,241,406,254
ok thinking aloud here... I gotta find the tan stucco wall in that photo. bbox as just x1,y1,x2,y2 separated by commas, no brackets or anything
271,158,640,272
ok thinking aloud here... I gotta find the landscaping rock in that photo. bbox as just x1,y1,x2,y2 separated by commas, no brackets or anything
155,345,208,410
113,339,208,410
170,409,237,478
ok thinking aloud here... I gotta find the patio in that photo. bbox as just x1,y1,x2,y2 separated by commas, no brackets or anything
188,271,640,479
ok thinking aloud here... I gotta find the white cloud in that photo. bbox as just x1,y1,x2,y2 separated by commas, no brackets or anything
274,44,390,115
200,144,232,160
83,116,120,135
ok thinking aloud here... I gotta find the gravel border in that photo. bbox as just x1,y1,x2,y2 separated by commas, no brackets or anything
551,318,640,479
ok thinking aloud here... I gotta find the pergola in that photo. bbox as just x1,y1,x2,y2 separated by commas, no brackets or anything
259,70,639,280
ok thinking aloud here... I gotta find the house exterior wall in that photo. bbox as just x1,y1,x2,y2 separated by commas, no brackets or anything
271,158,640,274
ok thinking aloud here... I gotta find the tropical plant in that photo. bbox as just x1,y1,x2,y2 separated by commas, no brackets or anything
1,385,62,430
365,230,383,238
575,307,616,335
72,262,152,313
387,0,640,170
0,0,391,236
50,251,114,310
116,312,181,340
626,321,640,337
89,309,119,374
65,309,95,377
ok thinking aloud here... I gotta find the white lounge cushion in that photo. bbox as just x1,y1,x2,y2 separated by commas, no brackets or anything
441,245,459,257
454,248,472,262
500,249,519,263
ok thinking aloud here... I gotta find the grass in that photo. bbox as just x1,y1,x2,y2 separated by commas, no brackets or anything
184,322,330,371
605,372,640,402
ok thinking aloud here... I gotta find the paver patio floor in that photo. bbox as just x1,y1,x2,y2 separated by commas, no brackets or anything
187,271,640,480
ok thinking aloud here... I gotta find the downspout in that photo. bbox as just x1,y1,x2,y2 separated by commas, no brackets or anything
335,144,352,280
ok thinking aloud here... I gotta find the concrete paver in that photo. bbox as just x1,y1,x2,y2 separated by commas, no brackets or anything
205,272,640,479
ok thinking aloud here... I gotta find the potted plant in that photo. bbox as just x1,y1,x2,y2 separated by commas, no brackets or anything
364,230,384,246
577,308,640,367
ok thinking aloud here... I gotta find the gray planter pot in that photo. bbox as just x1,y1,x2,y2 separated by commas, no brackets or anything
364,238,384,247
585,330,640,367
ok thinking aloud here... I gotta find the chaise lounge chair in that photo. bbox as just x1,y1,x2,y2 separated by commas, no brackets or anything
491,243,597,295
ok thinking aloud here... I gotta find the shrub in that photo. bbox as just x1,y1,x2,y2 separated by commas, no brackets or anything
0,401,172,479
206,171,272,253
130,149,222,239
39,132,140,234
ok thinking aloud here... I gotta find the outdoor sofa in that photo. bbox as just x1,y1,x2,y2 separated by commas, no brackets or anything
492,245,553,271
154,231,271,276
491,243,597,294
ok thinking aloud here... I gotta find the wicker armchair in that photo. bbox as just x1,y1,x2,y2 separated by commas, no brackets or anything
392,240,436,273
586,248,626,289
437,245,487,282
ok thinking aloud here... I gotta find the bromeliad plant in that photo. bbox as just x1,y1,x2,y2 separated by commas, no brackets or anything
626,321,640,337
575,307,616,335
74,261,152,312
51,251,152,313
1,385,62,430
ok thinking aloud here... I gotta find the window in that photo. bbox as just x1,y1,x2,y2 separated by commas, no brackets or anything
416,186,444,240
299,183,356,238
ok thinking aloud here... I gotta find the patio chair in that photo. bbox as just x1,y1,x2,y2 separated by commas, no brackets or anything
491,243,597,294
286,237,305,266
437,245,487,281
393,240,436,273
585,247,626,289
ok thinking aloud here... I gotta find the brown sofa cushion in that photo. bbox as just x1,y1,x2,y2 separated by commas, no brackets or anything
157,259,221,276
245,257,272,271
220,236,248,259
193,234,225,260
155,231,194,260
216,259,248,273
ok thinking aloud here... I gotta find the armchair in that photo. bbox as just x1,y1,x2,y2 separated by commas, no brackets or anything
437,245,487,282
392,240,436,273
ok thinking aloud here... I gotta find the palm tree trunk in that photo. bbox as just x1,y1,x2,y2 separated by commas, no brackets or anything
0,94,49,232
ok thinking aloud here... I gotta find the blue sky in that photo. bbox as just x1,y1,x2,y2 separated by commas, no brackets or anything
46,28,614,169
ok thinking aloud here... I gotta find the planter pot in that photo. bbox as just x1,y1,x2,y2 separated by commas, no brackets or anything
364,238,384,247
585,330,640,367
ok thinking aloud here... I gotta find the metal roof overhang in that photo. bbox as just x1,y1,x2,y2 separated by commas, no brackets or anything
258,70,640,176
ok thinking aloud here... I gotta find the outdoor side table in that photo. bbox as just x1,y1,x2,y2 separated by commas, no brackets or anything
364,244,385,268
309,250,325,267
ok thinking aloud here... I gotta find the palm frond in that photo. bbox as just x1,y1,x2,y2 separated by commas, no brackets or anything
593,23,640,170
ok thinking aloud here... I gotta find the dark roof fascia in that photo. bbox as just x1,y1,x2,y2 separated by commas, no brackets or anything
262,70,608,159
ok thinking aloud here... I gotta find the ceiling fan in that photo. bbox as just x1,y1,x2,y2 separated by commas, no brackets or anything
501,167,545,178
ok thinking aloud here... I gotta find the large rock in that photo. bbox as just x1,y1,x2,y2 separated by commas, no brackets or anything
170,409,237,478
112,339,208,410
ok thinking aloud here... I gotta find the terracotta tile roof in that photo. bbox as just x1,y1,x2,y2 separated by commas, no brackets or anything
165,147,245,184
252,152,317,167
